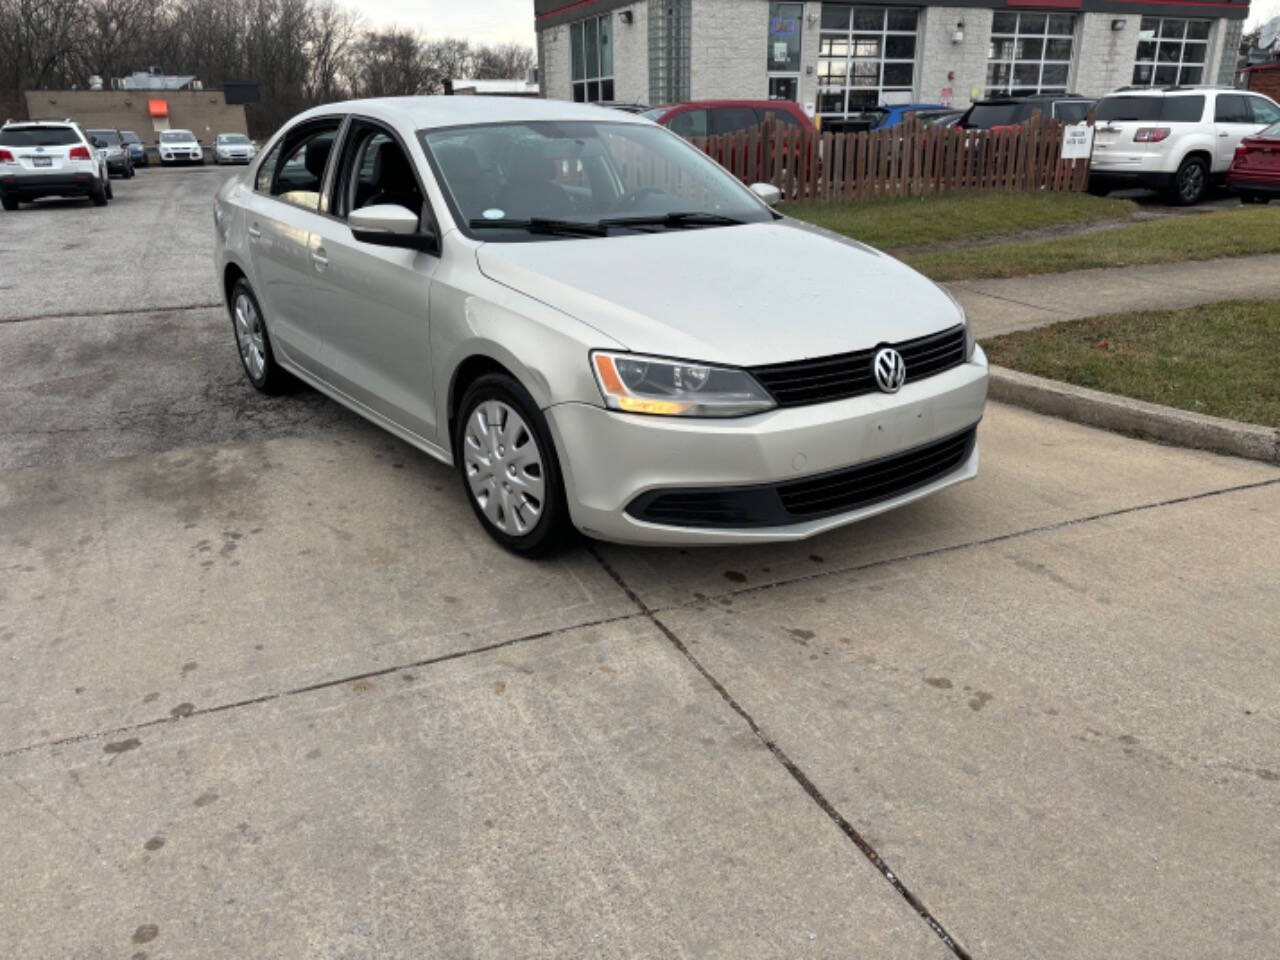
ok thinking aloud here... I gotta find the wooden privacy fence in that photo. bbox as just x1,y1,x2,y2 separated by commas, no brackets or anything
690,112,1093,202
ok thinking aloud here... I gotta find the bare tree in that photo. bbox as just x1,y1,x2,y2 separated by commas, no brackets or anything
472,42,535,80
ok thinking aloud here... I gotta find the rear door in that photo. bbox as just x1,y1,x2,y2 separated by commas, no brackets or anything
304,119,442,441
1214,94,1258,171
239,117,343,373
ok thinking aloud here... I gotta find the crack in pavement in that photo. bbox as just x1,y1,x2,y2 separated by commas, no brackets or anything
0,302,222,325
585,541,977,958
4,473,1277,765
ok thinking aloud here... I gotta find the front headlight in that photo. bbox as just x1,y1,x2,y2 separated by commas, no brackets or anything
935,283,973,360
591,351,775,417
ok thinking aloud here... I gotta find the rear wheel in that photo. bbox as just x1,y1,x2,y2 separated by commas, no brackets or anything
104,178,113,200
455,373,575,557
1087,180,1111,197
90,180,108,206
229,278,289,394
1,194,18,211
1171,156,1208,206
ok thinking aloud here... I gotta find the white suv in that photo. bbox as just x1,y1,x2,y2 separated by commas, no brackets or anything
1089,87,1280,205
0,120,112,210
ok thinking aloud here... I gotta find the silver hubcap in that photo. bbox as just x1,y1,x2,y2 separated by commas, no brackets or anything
1181,165,1203,200
233,293,266,381
464,400,545,537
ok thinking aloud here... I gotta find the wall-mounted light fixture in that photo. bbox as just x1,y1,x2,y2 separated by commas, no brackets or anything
1111,18,1127,30
620,10,633,24
952,20,965,44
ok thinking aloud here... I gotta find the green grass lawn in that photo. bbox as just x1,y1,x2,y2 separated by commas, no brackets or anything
783,191,1135,250
905,205,1280,281
983,299,1280,428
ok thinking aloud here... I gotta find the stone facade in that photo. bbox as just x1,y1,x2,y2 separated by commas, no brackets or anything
688,0,770,99
613,2,650,102
1072,14,1141,98
916,7,993,110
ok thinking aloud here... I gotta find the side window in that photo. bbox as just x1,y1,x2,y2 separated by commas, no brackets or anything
1214,94,1249,124
254,141,282,192
710,107,763,135
666,109,708,139
763,109,801,130
1054,101,1090,124
1248,97,1280,125
334,124,426,221
271,122,340,212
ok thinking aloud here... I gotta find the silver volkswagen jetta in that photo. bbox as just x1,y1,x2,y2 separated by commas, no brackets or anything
213,97,988,555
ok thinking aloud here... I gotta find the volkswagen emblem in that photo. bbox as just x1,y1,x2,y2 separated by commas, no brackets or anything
872,347,907,393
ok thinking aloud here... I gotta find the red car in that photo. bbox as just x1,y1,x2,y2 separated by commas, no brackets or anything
641,100,816,139
1228,119,1280,205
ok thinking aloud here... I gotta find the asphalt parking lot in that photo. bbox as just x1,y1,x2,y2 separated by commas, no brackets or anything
2,167,1278,959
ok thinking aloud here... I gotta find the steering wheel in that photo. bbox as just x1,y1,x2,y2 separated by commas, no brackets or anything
615,187,666,210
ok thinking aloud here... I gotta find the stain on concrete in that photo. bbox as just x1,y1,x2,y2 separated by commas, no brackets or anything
723,570,747,583
132,924,158,944
143,836,165,851
1257,768,1278,782
351,679,373,693
181,661,197,675
169,702,195,718
809,554,825,563
493,680,507,695
104,738,141,754
194,790,219,807
924,677,953,690
968,691,994,712
305,748,322,760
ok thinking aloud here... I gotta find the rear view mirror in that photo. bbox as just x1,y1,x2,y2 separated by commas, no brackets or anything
349,204,437,252
749,182,782,207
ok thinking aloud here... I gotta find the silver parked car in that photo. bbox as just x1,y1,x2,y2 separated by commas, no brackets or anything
213,97,987,554
213,132,256,164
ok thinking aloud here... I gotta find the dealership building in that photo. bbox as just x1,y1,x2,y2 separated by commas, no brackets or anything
534,0,1249,121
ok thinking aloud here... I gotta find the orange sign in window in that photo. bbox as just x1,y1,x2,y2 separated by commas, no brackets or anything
148,99,168,117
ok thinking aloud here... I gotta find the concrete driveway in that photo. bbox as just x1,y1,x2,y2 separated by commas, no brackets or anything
2,169,1277,959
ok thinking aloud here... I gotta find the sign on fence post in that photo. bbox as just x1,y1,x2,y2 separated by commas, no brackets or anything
1061,124,1094,161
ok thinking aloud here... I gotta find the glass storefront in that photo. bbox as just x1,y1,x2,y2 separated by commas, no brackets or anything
767,2,803,100
1132,18,1211,87
817,5,919,119
986,12,1076,97
571,13,614,102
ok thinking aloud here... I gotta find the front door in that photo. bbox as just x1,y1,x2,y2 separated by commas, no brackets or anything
305,121,441,443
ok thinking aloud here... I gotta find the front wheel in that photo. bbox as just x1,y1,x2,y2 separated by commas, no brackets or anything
229,278,290,394
1171,156,1208,206
455,374,576,557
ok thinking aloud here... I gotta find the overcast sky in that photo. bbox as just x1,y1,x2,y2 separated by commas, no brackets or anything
355,0,536,45
360,0,1279,48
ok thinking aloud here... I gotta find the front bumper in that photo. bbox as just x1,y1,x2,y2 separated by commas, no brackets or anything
547,347,988,544
160,149,203,163
105,155,129,173
216,150,253,163
1227,176,1280,195
0,171,97,198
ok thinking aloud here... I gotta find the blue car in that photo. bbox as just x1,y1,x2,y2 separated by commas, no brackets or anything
121,130,149,166
865,103,956,130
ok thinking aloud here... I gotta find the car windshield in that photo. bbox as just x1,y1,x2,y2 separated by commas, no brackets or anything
219,134,250,144
1096,96,1205,123
639,108,668,121
121,131,140,143
1263,120,1280,139
962,103,1028,128
420,120,773,241
88,129,121,145
161,130,194,142
0,126,80,147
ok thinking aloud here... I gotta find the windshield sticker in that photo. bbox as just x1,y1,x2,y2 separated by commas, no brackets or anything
482,208,505,220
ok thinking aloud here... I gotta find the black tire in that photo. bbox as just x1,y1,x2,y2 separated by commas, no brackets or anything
1171,156,1208,206
90,180,108,206
228,278,290,395
1240,192,1270,205
1087,180,1111,197
104,178,113,200
1,194,17,211
454,373,576,557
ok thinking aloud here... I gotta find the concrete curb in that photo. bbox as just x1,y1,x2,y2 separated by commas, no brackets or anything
988,365,1280,465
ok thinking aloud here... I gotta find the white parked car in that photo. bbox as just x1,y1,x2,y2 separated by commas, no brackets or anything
213,132,256,164
213,98,987,554
0,120,112,210
158,129,204,165
1090,86,1280,204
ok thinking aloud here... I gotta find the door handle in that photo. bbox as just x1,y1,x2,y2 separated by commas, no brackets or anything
247,223,262,239
1218,131,1229,138
311,247,328,271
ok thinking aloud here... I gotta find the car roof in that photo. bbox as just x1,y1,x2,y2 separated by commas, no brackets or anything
651,100,804,112
290,95,649,130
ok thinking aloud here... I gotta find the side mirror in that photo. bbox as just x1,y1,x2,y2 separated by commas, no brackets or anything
349,204,437,252
749,182,781,207
90,136,104,148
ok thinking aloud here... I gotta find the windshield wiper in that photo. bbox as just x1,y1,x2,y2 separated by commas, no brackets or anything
598,211,746,230
468,217,607,237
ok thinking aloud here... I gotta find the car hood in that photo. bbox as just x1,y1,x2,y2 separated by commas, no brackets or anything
475,220,962,368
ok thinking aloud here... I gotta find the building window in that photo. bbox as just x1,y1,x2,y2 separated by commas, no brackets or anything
767,2,804,101
571,14,613,102
1132,18,1210,87
986,12,1076,97
817,5,920,119
649,0,691,104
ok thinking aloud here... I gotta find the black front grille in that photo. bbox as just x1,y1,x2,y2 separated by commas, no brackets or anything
626,426,977,528
749,325,967,408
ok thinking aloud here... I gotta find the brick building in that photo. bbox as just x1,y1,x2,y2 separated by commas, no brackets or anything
534,0,1250,122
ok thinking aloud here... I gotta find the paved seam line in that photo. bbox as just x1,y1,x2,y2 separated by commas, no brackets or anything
8,477,1274,762
0,611,638,761
586,543,974,960
950,286,1069,315
0,302,221,325
706,474,1280,606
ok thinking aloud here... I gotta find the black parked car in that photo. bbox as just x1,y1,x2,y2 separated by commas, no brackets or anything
957,94,1095,129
